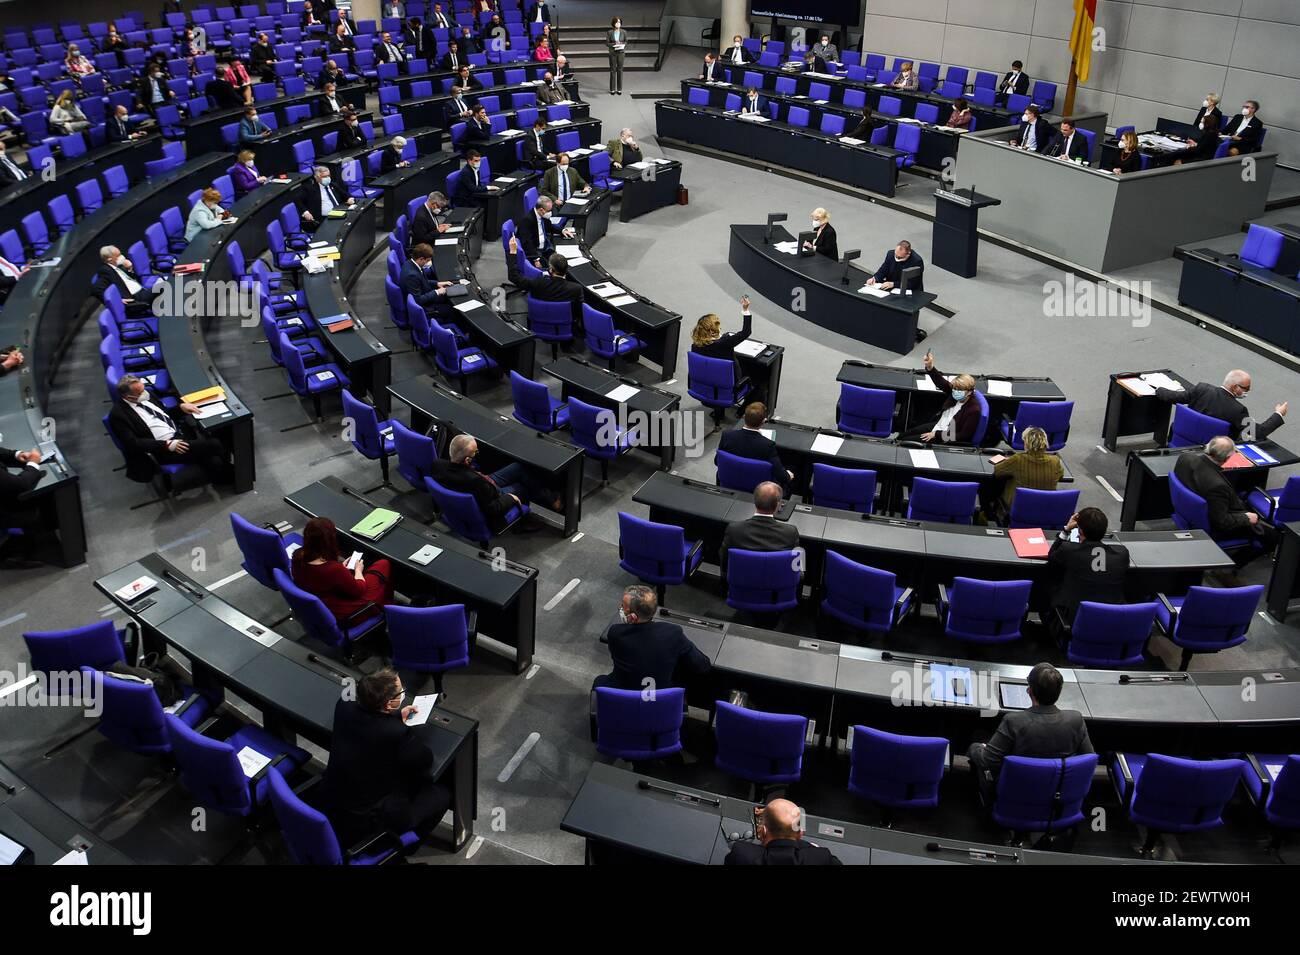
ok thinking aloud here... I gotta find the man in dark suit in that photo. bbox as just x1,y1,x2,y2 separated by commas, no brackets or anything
106,105,145,143
719,481,800,573
430,433,559,530
721,34,751,66
0,141,30,186
428,3,455,31
1222,101,1264,155
506,235,584,324
402,18,434,60
520,117,551,170
440,40,467,72
967,662,1093,806
321,668,452,848
1173,437,1278,564
996,59,1029,104
1155,370,1286,443
317,59,347,89
250,33,278,81
724,799,842,865
399,243,455,315
300,165,354,228
1011,104,1052,153
452,150,497,207
1047,119,1090,162
410,191,451,247
329,23,357,54
0,446,46,567
374,30,405,67
593,584,710,693
698,52,725,83
454,65,483,91
444,86,475,125
740,87,765,116
300,0,322,28
456,25,481,55
528,1,552,24
336,110,367,150
107,373,230,485
463,104,492,143
866,239,925,292
719,403,792,490
93,245,162,308
517,195,573,267
1047,507,1130,625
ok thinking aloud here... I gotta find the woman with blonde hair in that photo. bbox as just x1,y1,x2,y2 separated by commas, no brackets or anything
691,294,767,401
1113,130,1142,174
1193,92,1221,131
990,425,1065,516
185,187,230,242
900,350,982,444
50,90,90,134
802,207,838,259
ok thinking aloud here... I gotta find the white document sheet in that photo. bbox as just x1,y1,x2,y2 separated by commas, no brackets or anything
811,433,844,455
605,384,640,402
909,448,940,469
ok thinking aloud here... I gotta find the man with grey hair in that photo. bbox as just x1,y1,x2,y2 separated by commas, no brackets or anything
719,480,800,574
1173,435,1277,565
301,164,352,229
93,245,161,308
410,190,451,247
1155,369,1286,443
592,584,710,694
429,433,560,533
106,374,230,485
518,194,574,268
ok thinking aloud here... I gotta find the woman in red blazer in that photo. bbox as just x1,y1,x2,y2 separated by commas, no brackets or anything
291,518,392,624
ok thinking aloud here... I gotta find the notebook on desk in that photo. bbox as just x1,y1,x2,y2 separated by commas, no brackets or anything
350,508,403,541
320,315,355,333
1009,528,1052,559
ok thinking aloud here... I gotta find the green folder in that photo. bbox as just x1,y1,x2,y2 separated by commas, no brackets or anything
350,507,403,540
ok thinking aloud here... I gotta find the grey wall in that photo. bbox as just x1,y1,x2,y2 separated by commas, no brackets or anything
860,0,1300,166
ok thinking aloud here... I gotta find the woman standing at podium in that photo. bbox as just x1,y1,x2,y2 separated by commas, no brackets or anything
291,517,393,626
803,207,838,260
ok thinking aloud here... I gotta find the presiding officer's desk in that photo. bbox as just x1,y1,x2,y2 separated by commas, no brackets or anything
656,100,902,198
284,477,540,672
92,553,479,848
955,123,1276,272
182,83,368,156
730,225,935,354
0,761,134,865
1102,369,1194,451
1120,441,1300,530
298,196,394,416
836,359,1066,431
388,375,586,536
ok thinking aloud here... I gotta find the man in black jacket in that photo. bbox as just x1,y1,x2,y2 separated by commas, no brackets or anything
866,239,925,292
444,85,474,126
1011,104,1052,153
107,374,230,485
399,243,454,316
316,59,347,90
718,402,792,491
0,141,30,186
1155,369,1286,443
454,65,482,91
93,245,162,308
967,662,1094,806
719,481,800,574
593,584,710,693
996,60,1029,104
1173,437,1277,562
322,668,452,847
429,433,558,531
1047,119,1090,162
106,105,145,143
452,150,497,207
506,235,584,324
724,799,842,865
300,165,354,228
336,110,367,150
250,33,278,81
410,191,451,247
1222,101,1264,156
516,195,572,267
440,40,466,72
1047,507,1130,624
0,446,45,566
462,104,492,143
520,117,551,170
380,136,410,173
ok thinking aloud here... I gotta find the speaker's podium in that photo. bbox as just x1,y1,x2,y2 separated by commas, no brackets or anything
931,187,1000,278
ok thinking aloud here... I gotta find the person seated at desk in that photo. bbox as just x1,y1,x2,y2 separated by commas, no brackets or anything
891,61,918,91
725,798,842,865
997,60,1029,105
592,584,711,693
337,109,368,150
400,242,456,316
330,22,358,54
50,90,90,135
719,481,800,574
518,195,574,268
0,256,25,304
867,238,924,292
541,152,590,203
1194,92,1222,132
231,149,268,198
522,117,552,170
699,52,725,84
250,32,278,81
321,81,344,115
691,295,758,395
1047,507,1129,624
811,34,839,64
238,106,272,145
106,104,147,143
410,191,452,246
1174,437,1278,567
108,373,232,485
440,39,467,72
301,165,355,230
506,235,584,326
0,445,46,568
1222,100,1264,156
738,87,765,117
536,71,566,106
291,516,393,628
607,128,642,169
967,662,1093,806
445,86,475,126
455,65,484,92
1172,113,1220,164
1011,104,1052,153
846,105,880,140
1113,130,1142,174
899,351,979,445
221,56,253,105
987,426,1064,519
1156,369,1286,443
722,34,751,66
205,74,244,110
94,245,163,307
453,150,499,208
1047,119,1090,162
946,97,972,130
534,37,554,63
554,54,578,89
456,25,482,56
375,30,406,67
801,49,829,74
431,433,562,527
317,59,348,90
380,136,411,172
0,141,30,186
185,187,232,243
323,667,452,850
802,207,837,260
463,104,493,143
720,403,793,491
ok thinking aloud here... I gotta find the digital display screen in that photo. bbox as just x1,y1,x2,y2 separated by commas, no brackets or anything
750,0,862,26
999,683,1033,710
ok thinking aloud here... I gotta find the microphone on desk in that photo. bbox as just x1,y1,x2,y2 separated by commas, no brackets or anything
307,653,352,682
163,569,204,598
1118,673,1191,684
340,484,375,506
636,779,722,807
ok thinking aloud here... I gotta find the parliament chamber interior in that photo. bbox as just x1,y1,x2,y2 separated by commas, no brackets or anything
2,0,1300,888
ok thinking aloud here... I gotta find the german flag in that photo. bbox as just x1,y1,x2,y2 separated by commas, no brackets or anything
1069,0,1098,84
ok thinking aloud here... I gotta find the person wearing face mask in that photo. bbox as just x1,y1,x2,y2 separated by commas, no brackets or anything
337,109,368,150
899,351,980,445
606,127,642,169
541,152,590,203
431,433,562,530
867,238,925,292
317,58,347,90
238,106,272,145
49,90,90,135
231,149,268,198
802,207,838,260
381,136,411,172
1222,100,1264,156
251,32,278,82
400,243,457,320
1172,112,1220,164
847,105,881,139
301,165,354,229
607,17,626,94
723,34,751,65
891,60,918,91
1193,93,1222,132
321,81,343,114
1112,130,1142,174
521,117,553,170
536,70,565,105
1155,369,1286,443
1011,104,1052,153
996,59,1029,105
138,65,174,116
453,150,500,208
592,585,710,696
457,25,482,55
518,195,574,267
64,44,95,77
107,374,232,485
811,34,839,63
738,87,766,118
507,235,585,327
410,191,451,246
185,187,233,242
93,245,163,308
455,65,484,91
106,104,147,143
444,85,474,125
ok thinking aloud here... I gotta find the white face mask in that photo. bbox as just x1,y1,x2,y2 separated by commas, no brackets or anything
1022,113,1032,123
1203,100,1210,108
1241,107,1251,116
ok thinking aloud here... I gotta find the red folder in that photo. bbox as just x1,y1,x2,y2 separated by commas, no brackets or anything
1009,528,1052,559
1220,451,1253,469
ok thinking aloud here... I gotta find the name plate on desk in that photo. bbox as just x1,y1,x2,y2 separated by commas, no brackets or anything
934,189,973,206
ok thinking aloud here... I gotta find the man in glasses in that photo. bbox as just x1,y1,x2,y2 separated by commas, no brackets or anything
1155,368,1287,443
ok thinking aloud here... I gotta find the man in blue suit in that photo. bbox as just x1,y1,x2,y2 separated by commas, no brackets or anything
399,243,455,317
238,106,272,145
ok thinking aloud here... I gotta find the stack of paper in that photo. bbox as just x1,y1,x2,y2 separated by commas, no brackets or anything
858,284,891,298
916,376,939,391
839,136,865,145
589,282,626,298
607,294,637,307
454,299,484,313
191,401,230,420
555,244,583,258
733,339,766,358
986,380,1013,397
565,196,590,207
738,113,770,123
1140,372,1183,391
1118,376,1155,396
773,240,800,255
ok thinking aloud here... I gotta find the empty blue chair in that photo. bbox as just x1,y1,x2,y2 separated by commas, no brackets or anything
820,550,913,634
20,210,50,256
23,620,131,673
810,463,876,514
714,700,807,791
1245,474,1300,524
715,449,771,494
787,105,810,128
1031,80,1056,112
849,725,947,813
594,687,685,761
272,567,383,660
86,667,211,756
1154,584,1262,670
907,477,978,524
878,95,901,116
47,194,75,234
688,350,750,424
687,85,709,106
391,419,435,490
1006,92,1031,114
818,113,844,140
971,85,996,107
584,305,642,370
165,712,310,819
75,178,104,215
938,80,963,99
726,549,800,613
617,512,703,603
993,754,1098,840
385,604,474,696
1007,488,1079,530
1240,223,1284,269
1243,755,1300,843
281,331,348,420
1110,752,1245,855
914,103,940,124
430,321,497,394
837,383,894,436
937,577,1032,644
570,396,635,483
1001,400,1074,451
1061,601,1158,668
267,770,419,865
525,295,574,359
230,512,302,591
893,123,919,170
341,389,395,489
425,475,527,547
510,370,569,432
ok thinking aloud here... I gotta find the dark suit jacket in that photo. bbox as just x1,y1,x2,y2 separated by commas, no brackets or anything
337,123,367,151
0,158,29,185
250,43,277,72
330,33,358,53
1183,125,1220,162
725,839,842,865
699,59,726,83
303,178,346,221
521,128,549,168
691,312,751,370
719,427,789,489
375,40,406,63
398,256,447,310
456,33,481,54
138,74,171,106
429,458,515,530
739,94,765,116
1047,536,1130,618
107,398,175,483
1193,105,1222,130
517,209,562,263
873,249,925,292
317,68,347,90
719,514,800,571
444,96,474,125
506,258,584,320
441,50,467,71
1048,129,1090,161
1222,114,1264,153
409,203,447,247
463,116,492,142
105,115,133,143
978,704,1093,778
1155,381,1282,443
453,161,492,206
528,3,552,23
808,222,837,260
380,145,405,172
1174,451,1257,537
921,367,981,444
1000,70,1029,96
721,45,751,65
93,262,149,301
1015,116,1053,153
601,620,710,691
847,115,880,139
0,449,42,518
